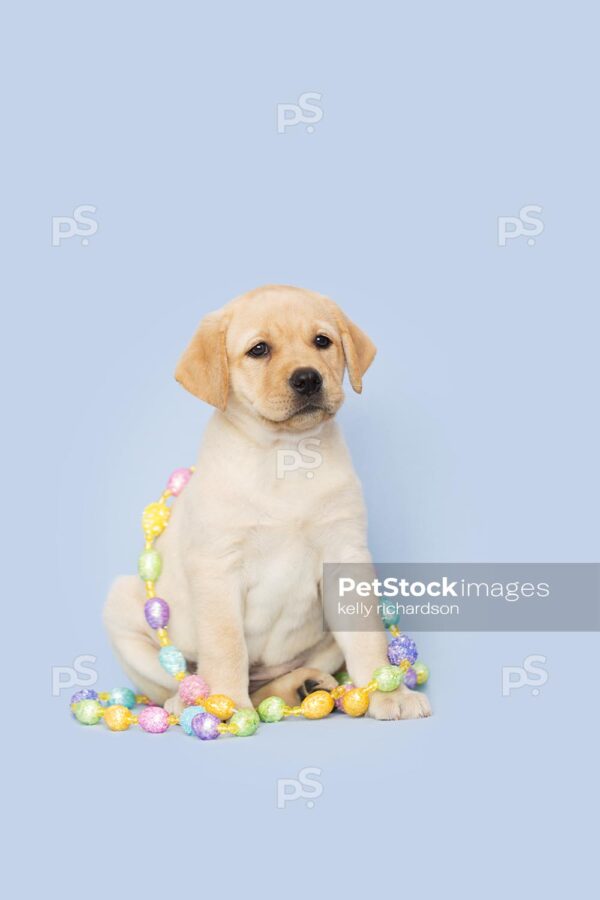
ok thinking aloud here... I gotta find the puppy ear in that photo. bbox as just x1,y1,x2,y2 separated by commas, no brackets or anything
335,308,377,393
175,311,229,410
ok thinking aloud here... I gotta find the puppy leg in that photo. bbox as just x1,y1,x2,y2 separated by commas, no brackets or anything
322,544,432,720
250,667,339,707
337,630,431,720
103,576,180,707
189,571,253,710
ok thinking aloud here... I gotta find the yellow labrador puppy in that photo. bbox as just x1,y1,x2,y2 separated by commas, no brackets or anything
104,285,431,719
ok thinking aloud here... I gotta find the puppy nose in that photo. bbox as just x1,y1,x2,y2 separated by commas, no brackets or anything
289,367,323,396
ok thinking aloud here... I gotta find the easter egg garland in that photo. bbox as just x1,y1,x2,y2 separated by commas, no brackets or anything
70,467,429,740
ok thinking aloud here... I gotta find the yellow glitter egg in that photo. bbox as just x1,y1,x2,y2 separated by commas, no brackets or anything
204,694,236,720
103,705,133,731
341,688,370,717
300,690,335,719
142,502,171,540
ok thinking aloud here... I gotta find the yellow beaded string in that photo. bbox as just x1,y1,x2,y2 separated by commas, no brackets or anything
140,487,189,681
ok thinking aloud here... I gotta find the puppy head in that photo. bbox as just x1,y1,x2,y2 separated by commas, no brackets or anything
175,285,376,432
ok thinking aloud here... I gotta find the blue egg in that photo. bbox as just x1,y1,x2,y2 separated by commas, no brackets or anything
108,687,137,709
179,705,207,735
381,602,400,627
159,645,186,676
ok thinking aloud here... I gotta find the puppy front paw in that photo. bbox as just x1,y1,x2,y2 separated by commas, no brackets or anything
164,691,253,716
233,695,254,710
163,694,185,716
368,687,431,720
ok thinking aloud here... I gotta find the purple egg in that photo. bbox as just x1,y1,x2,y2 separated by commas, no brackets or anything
191,712,221,741
144,597,170,629
387,635,418,666
71,688,98,705
403,667,418,689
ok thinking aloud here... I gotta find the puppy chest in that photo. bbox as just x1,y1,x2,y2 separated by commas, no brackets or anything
242,530,322,635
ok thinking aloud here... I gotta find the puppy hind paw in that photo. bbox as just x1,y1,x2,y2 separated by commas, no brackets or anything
296,671,339,701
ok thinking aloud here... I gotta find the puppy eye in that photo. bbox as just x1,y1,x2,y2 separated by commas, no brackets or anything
247,342,270,358
314,334,332,349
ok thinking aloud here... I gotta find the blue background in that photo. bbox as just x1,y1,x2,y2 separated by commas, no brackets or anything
4,1,598,896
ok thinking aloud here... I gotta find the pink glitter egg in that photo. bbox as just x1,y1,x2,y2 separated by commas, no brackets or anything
138,706,170,733
167,468,192,496
179,674,210,706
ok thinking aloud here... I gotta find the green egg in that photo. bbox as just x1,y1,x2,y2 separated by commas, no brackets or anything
230,708,260,736
73,699,102,725
373,665,403,692
257,696,286,723
138,549,162,581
